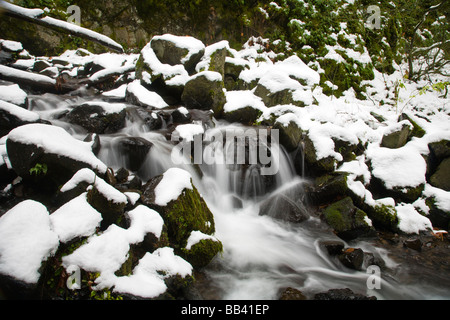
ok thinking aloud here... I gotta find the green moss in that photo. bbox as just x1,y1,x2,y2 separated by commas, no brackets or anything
367,204,399,231
164,186,216,249
181,238,223,269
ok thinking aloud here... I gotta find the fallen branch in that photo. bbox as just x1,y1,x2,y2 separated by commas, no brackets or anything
0,64,79,93
0,1,124,53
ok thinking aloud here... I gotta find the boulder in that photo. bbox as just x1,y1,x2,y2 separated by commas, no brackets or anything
0,100,43,137
6,124,108,189
181,71,226,116
381,120,412,149
273,120,303,153
309,172,349,205
322,197,375,240
181,231,223,269
430,157,450,191
303,134,337,175
425,197,450,230
319,240,345,256
141,168,217,249
150,34,205,73
117,137,153,172
65,102,127,134
338,248,364,270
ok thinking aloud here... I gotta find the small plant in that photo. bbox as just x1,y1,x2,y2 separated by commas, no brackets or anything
29,163,48,176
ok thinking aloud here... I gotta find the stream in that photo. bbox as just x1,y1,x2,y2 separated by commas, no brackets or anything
24,91,450,300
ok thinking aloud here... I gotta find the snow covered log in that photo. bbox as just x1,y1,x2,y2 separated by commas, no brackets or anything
0,2,124,53
0,65,77,93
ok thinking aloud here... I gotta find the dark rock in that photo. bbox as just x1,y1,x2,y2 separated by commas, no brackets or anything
222,106,261,126
430,157,450,191
273,120,303,152
32,60,52,73
403,238,422,252
314,288,376,300
181,72,226,116
319,240,345,256
303,134,336,176
398,113,426,138
141,172,216,249
338,248,365,270
115,167,130,184
65,103,127,134
171,108,192,124
0,102,44,137
83,133,101,155
279,287,307,300
381,120,412,149
117,137,153,172
425,197,450,230
150,35,205,73
310,172,349,205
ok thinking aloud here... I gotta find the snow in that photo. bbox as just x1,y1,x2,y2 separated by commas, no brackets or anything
140,42,190,84
0,100,40,123
0,84,27,106
77,101,127,115
102,84,127,98
367,144,427,189
186,230,219,250
0,200,59,284
105,247,192,298
50,193,103,243
174,123,205,142
396,203,432,234
60,168,127,204
126,80,168,109
189,70,223,83
0,64,56,86
7,124,108,174
224,90,267,113
154,168,193,206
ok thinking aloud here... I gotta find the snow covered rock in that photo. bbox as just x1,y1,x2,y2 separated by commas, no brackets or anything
181,71,226,116
0,100,42,137
0,200,59,284
126,80,168,109
181,231,222,269
141,168,218,254
222,90,266,125
150,34,205,73
0,84,28,107
64,101,127,134
6,123,108,189
380,120,413,149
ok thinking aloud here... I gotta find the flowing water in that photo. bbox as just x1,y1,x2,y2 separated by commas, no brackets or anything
26,93,450,300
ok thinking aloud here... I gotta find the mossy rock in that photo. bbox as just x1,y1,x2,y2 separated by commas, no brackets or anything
381,121,412,149
222,106,262,125
425,197,450,230
322,197,374,240
181,238,223,269
303,134,336,175
398,113,426,139
365,203,399,232
181,72,226,116
87,185,127,230
273,120,303,152
141,175,216,249
310,172,349,205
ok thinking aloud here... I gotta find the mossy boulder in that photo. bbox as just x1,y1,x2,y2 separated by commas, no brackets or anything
322,197,375,240
181,71,226,116
181,233,223,269
303,134,337,176
141,172,216,251
425,197,450,230
309,172,350,205
86,184,127,230
274,120,303,152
